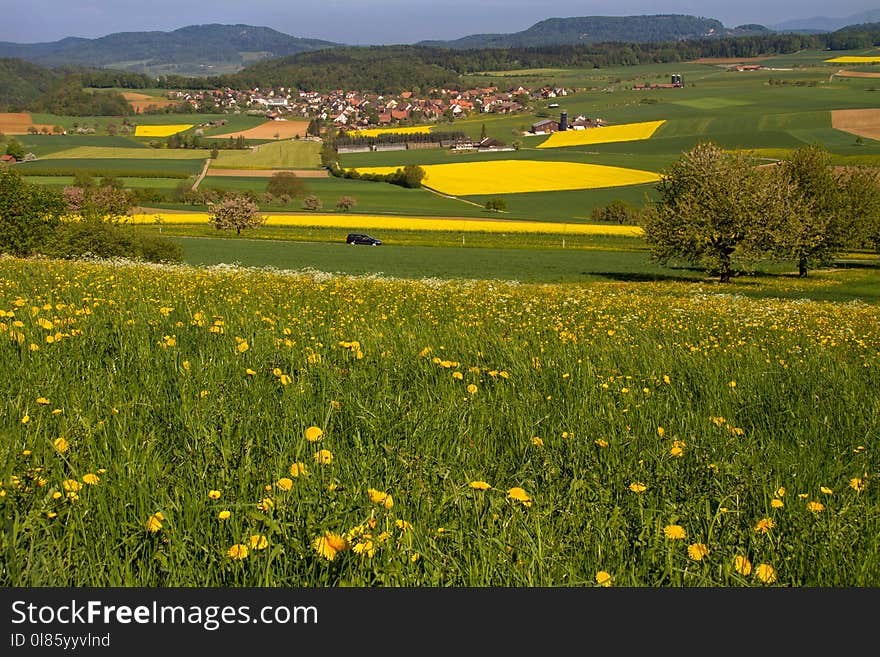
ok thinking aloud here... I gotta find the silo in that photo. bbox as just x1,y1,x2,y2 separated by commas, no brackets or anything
559,111,568,131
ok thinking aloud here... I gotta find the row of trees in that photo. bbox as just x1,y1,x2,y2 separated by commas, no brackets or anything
642,142,880,281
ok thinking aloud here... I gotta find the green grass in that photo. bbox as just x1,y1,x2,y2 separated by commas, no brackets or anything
14,158,203,177
1,255,879,587
211,141,322,169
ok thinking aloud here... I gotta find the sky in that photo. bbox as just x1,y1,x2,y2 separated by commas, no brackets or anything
1,0,879,45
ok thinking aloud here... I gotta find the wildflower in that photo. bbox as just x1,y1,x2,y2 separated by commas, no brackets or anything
776,487,786,498
664,524,686,540
688,543,709,561
466,384,478,394
314,449,333,465
53,437,69,453
663,375,671,385
330,400,341,410
82,473,99,485
820,487,833,496
276,477,293,491
36,397,50,405
771,498,784,509
395,519,412,532
227,544,248,560
21,415,29,424
208,489,221,500
245,368,256,376
368,488,394,509
806,501,825,513
146,512,165,533
289,462,307,477
307,352,322,364
531,436,544,447
596,571,612,587
507,487,532,507
670,440,685,457
629,482,647,493
728,380,737,388
313,532,348,561
657,426,666,437
218,510,231,520
849,478,865,492
469,481,491,490
755,518,775,534
279,374,291,385
304,426,324,442
710,416,726,427
734,555,753,576
756,563,777,584
452,371,463,380
257,498,274,511
594,439,609,448
236,340,249,353
249,535,269,550
62,479,82,493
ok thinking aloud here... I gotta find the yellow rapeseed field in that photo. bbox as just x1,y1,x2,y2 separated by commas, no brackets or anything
131,212,644,236
536,120,666,149
133,124,194,137
351,160,660,195
350,126,433,138
824,56,880,63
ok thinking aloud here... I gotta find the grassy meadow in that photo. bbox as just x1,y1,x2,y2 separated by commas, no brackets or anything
1,256,878,586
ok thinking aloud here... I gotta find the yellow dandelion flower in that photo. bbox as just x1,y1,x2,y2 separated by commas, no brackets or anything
236,340,249,353
307,352,322,365
849,478,865,492
249,535,269,550
82,473,99,485
507,487,532,507
208,489,221,500
146,512,165,533
670,446,684,457
452,371,463,380
36,397,50,405
218,510,231,520
663,524,686,540
289,462,308,477
776,487,786,498
276,477,293,491
279,374,291,385
594,439,609,448
754,518,775,534
806,501,825,513
258,497,274,511
687,543,709,561
314,449,333,465
367,488,394,509
22,449,31,456
820,486,833,495
756,563,777,584
305,426,324,442
395,519,412,532
469,481,491,490
245,368,256,376
52,491,62,500
21,415,29,424
227,544,249,560
657,426,665,437
330,400,341,410
272,367,282,377
596,571,612,587
629,482,647,493
53,437,69,453
728,381,737,388
467,383,478,394
531,436,544,447
62,479,82,492
734,555,753,576
771,498,784,509
313,532,348,561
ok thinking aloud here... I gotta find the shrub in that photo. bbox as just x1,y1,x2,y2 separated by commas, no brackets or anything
302,195,323,211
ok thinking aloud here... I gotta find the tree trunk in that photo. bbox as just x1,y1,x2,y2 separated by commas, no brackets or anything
798,257,807,277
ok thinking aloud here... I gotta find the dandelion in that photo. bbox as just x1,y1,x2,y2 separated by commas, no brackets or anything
531,436,544,447
807,501,825,513
849,478,865,492
596,571,612,587
469,481,491,490
367,488,394,509
657,426,666,437
314,449,333,465
36,397,50,405
82,473,99,485
594,439,609,448
664,524,686,540
62,479,82,492
305,426,324,442
629,482,647,493
313,532,348,561
688,543,709,561
276,477,293,491
330,400,341,410
227,544,248,560
249,535,269,550
21,415,29,424
728,381,737,388
395,519,413,532
245,368,256,376
756,563,777,584
776,487,786,498
218,510,231,520
820,487,833,496
771,498,784,509
755,518,775,534
53,437,69,453
279,374,291,385
236,340,249,353
289,462,307,477
507,487,532,507
208,489,221,500
734,555,753,576
670,440,685,457
257,497,274,511
452,371,463,380
146,512,165,533
466,384,478,394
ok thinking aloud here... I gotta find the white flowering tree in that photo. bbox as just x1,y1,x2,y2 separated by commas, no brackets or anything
207,195,267,235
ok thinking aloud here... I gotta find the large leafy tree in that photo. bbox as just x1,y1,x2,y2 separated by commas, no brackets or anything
641,141,783,282
207,195,266,235
0,168,65,256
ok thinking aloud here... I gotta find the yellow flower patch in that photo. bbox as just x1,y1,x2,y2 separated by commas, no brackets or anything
134,124,194,137
824,56,880,63
350,160,660,195
350,125,432,138
536,120,666,148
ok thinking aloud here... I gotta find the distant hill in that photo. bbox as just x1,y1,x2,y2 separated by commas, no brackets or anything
0,58,59,111
417,14,770,49
769,9,880,34
0,24,341,76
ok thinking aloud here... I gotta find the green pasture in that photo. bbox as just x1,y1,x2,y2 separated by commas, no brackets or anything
19,175,184,190
7,135,147,157
14,158,201,177
41,147,212,160
211,140,322,169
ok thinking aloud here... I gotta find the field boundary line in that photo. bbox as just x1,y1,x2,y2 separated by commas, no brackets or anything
192,159,211,190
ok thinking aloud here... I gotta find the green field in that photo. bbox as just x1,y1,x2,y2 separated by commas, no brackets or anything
211,140,322,169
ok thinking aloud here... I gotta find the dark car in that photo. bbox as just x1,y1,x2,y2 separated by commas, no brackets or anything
346,233,382,246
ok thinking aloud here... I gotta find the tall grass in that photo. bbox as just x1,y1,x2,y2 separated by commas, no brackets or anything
1,257,877,586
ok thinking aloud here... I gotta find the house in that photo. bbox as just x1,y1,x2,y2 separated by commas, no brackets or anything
531,119,559,134
0,154,16,164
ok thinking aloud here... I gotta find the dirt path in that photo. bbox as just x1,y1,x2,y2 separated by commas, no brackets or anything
204,168,330,178
192,159,211,190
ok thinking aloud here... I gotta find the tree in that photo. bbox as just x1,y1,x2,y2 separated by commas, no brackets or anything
207,195,266,235
641,141,782,282
335,196,356,211
5,138,24,161
484,197,506,212
266,171,307,199
302,195,323,211
591,199,639,224
63,184,134,224
0,168,65,256
401,164,425,188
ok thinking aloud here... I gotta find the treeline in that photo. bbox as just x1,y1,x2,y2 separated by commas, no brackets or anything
333,131,467,147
